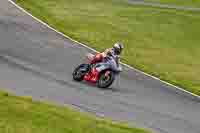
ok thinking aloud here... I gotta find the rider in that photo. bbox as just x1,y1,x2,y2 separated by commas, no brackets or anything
84,42,124,82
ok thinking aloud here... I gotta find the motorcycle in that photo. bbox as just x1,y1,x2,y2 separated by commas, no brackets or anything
72,53,122,88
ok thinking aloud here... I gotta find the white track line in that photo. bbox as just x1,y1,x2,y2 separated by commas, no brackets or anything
8,0,200,99
128,1,200,12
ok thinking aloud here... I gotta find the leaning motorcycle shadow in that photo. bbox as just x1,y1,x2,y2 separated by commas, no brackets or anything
73,79,136,94
78,80,119,92
76,80,125,93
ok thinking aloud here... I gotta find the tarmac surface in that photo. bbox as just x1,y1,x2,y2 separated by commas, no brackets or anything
0,0,200,133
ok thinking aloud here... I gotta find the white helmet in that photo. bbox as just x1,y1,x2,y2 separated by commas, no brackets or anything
113,42,124,55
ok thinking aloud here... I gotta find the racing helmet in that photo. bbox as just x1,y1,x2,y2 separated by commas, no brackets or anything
113,42,124,55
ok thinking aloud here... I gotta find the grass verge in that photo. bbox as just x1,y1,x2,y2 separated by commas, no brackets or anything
0,90,150,133
16,0,200,95
145,0,200,8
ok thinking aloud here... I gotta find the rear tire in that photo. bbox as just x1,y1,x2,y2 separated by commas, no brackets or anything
97,70,115,88
73,64,89,81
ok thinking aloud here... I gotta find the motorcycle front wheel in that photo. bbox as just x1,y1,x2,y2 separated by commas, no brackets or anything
97,70,115,88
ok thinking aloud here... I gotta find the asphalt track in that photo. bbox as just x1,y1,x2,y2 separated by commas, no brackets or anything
0,0,200,133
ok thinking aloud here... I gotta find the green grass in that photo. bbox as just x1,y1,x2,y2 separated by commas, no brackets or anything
145,0,200,8
0,90,150,133
16,0,200,95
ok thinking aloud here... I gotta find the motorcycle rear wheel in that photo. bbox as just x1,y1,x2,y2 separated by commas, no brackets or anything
73,64,89,81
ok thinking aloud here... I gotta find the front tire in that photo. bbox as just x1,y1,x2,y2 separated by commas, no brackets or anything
97,70,115,88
